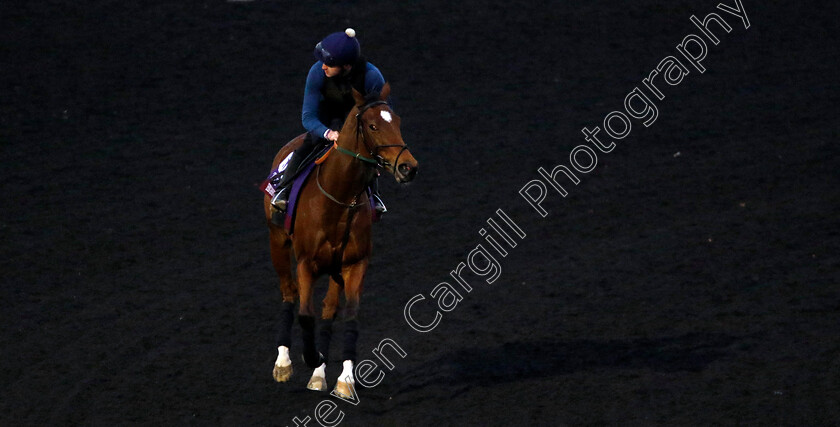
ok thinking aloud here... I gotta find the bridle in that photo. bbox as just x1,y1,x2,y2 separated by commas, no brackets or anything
315,99,410,209
353,100,411,176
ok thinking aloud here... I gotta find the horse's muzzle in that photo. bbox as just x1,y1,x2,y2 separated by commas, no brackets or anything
397,162,418,183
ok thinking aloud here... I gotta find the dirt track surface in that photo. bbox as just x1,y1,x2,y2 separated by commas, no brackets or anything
2,1,838,425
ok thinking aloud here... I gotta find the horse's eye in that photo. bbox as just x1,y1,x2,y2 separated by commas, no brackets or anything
369,124,378,131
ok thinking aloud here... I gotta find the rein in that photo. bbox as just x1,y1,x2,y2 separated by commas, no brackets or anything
315,165,366,209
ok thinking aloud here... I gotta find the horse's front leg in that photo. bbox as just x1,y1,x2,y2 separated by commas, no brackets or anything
297,261,323,372
333,260,368,399
307,277,341,392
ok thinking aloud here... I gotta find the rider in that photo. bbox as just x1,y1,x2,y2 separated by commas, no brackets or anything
271,28,388,214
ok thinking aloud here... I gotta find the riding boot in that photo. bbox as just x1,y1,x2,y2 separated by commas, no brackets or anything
370,174,387,214
271,135,317,213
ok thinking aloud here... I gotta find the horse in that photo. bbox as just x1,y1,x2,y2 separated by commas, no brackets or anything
263,83,418,398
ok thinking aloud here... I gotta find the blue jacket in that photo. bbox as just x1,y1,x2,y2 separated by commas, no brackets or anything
301,60,386,139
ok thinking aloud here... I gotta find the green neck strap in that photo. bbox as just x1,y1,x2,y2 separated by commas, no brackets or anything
333,143,379,165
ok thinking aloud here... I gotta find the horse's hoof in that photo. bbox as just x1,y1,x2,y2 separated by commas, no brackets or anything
307,375,327,392
273,363,293,382
333,380,356,400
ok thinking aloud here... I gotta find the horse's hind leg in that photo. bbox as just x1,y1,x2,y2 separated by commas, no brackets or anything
269,228,297,382
333,260,368,399
307,277,342,392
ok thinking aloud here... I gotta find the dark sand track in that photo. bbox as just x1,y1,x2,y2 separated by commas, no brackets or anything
2,1,838,425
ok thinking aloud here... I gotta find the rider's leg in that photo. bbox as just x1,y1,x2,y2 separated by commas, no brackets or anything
271,133,322,212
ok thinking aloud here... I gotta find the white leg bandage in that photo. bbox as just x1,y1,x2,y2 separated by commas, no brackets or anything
339,360,354,383
275,346,291,367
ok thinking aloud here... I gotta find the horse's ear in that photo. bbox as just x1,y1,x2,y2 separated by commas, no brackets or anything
379,82,391,101
352,88,365,107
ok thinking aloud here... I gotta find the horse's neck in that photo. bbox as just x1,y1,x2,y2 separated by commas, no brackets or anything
319,130,373,201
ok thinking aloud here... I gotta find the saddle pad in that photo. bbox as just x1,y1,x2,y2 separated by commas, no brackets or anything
261,154,317,234
261,153,293,198
283,162,317,233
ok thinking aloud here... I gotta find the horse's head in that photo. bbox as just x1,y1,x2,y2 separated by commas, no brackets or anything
352,83,419,183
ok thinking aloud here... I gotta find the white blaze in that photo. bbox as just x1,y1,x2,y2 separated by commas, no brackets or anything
380,110,392,123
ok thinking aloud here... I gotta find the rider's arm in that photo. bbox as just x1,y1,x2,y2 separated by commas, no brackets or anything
301,62,330,139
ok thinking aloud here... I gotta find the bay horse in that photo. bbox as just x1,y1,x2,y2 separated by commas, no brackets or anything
263,83,418,398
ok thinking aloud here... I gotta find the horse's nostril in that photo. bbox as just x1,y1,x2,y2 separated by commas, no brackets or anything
398,163,417,181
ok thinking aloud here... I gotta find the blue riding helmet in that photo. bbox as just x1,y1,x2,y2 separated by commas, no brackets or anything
313,28,360,67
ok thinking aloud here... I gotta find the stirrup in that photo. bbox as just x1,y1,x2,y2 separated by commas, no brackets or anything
372,194,387,214
271,188,289,212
